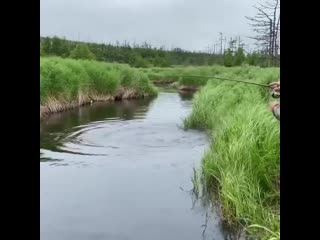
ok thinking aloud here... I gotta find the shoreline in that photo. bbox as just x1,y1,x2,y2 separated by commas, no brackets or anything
39,84,198,120
40,88,149,120
152,80,198,93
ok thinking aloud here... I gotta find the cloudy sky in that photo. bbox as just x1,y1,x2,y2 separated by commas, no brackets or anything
40,0,258,52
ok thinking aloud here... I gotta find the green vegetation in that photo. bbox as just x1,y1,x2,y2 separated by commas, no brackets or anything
39,53,280,239
140,65,223,85
70,44,96,60
184,66,280,240
40,57,157,117
40,36,278,68
224,49,234,67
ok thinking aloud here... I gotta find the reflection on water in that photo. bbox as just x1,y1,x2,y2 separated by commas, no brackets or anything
40,99,152,156
40,90,226,240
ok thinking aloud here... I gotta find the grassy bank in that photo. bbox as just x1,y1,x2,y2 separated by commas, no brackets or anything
142,65,243,89
184,67,280,239
40,57,157,118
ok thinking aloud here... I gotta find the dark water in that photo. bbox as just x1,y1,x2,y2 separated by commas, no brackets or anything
40,90,226,240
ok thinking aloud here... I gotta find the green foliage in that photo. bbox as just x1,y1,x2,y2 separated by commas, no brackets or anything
234,48,246,66
40,36,278,68
247,51,260,66
51,37,71,57
40,38,51,56
184,66,280,240
40,57,157,104
79,60,119,94
40,36,233,68
70,44,96,60
224,49,234,67
128,54,149,68
40,46,45,56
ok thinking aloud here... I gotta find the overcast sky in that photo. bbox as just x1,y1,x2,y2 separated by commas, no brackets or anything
40,0,258,52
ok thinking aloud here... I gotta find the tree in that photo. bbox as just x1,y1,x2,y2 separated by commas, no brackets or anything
128,53,148,68
69,44,96,60
234,48,246,66
40,36,226,66
40,46,45,56
40,37,52,55
228,38,237,53
246,0,280,65
153,55,171,67
50,37,70,57
224,49,234,67
247,51,260,66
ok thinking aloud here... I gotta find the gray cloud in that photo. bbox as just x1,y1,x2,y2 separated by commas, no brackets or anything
40,0,257,51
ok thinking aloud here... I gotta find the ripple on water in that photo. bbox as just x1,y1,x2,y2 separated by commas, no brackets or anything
40,92,226,240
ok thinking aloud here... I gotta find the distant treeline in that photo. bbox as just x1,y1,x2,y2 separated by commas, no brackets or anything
40,36,279,68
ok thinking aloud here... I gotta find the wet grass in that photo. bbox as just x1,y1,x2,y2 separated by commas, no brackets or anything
40,57,157,117
192,167,200,198
184,67,280,240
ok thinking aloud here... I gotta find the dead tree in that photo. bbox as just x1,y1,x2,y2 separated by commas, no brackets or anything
246,0,280,65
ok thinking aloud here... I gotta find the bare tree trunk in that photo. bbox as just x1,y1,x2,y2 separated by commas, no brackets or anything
275,13,280,56
246,0,280,66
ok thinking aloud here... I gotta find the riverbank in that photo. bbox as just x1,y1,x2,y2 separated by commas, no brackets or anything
40,57,157,119
184,67,280,240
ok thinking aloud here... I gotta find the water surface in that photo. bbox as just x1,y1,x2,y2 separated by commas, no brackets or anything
40,90,226,240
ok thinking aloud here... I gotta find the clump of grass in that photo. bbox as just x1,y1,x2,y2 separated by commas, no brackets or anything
192,167,200,197
179,75,208,87
141,65,278,89
185,67,280,240
40,57,157,117
40,57,86,103
147,72,163,80
80,60,121,94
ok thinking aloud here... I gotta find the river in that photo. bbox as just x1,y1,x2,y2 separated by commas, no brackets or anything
40,89,226,240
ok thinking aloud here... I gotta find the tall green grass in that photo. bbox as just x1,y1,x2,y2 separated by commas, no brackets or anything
185,67,280,240
143,65,266,88
40,57,157,105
